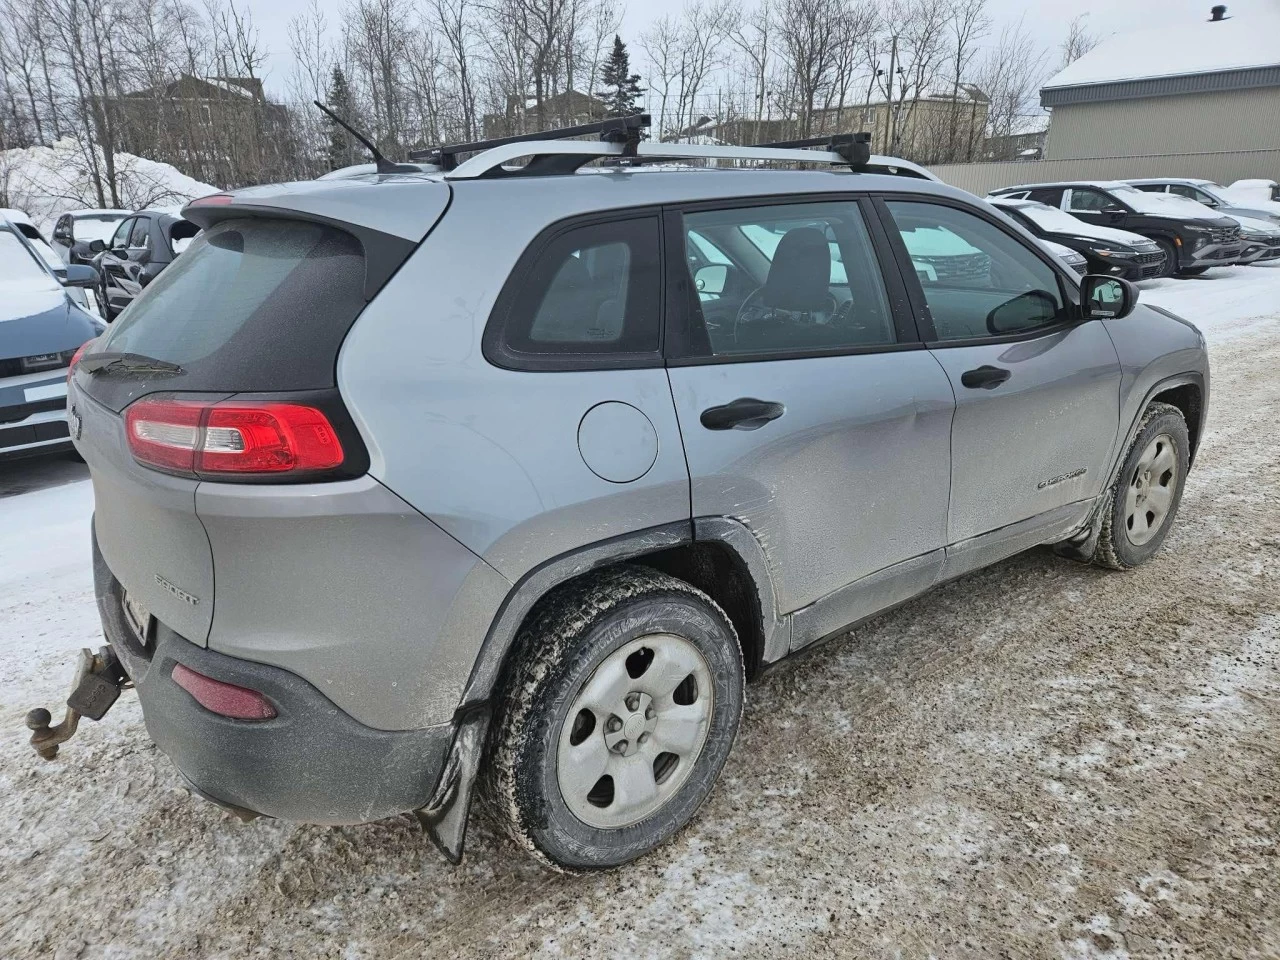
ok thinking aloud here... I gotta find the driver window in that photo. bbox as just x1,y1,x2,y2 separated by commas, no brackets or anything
110,218,134,250
1067,189,1112,213
886,200,1066,342
678,201,894,358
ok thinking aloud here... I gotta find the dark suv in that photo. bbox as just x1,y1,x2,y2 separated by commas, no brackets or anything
94,210,201,319
990,181,1245,277
988,197,1166,280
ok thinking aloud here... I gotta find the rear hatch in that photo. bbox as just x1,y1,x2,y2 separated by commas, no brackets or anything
72,178,449,645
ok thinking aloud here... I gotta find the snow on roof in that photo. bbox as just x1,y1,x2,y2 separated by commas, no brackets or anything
1043,8,1280,90
69,208,132,218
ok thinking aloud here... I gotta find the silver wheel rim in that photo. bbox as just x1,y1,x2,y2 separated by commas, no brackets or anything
1124,433,1178,546
556,634,714,829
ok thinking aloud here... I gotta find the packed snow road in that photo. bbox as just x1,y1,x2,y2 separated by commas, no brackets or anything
2,266,1280,959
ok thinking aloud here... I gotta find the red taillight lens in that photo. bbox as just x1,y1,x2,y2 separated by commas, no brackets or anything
172,663,277,720
124,397,345,477
68,340,94,381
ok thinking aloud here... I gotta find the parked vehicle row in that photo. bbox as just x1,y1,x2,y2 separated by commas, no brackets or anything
987,178,1280,278
50,127,1208,873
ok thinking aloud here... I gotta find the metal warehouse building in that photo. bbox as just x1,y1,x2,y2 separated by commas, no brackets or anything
933,5,1280,195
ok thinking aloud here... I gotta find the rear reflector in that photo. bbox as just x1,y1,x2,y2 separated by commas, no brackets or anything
125,397,344,477
172,663,277,720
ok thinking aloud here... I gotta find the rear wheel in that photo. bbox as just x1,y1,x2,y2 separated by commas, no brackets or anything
485,566,744,871
1094,402,1189,570
1153,238,1178,278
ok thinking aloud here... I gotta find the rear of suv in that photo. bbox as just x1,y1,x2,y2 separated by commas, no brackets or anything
59,141,1209,871
990,180,1245,277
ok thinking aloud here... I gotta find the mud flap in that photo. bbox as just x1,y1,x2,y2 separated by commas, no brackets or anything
415,706,490,864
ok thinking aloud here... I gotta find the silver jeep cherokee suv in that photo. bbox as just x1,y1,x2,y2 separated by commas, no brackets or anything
54,131,1208,871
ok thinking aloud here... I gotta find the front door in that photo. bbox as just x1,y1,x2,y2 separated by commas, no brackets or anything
880,197,1122,544
664,197,955,618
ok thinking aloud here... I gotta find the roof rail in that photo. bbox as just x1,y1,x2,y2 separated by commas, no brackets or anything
750,132,873,168
409,113,649,170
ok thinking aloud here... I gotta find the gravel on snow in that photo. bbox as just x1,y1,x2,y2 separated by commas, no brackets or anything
2,265,1279,959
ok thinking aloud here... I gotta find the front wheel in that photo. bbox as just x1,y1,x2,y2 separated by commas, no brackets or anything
484,566,744,871
1153,238,1178,278
1094,402,1190,570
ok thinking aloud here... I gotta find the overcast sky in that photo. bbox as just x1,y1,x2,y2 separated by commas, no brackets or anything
250,0,1278,96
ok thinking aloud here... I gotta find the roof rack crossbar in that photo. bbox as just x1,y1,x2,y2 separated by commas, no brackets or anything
749,131,872,167
410,113,649,170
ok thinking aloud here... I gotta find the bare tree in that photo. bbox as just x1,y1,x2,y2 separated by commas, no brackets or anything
728,0,772,142
974,17,1047,158
1060,13,1101,69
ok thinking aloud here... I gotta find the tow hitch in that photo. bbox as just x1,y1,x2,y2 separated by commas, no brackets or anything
26,646,129,760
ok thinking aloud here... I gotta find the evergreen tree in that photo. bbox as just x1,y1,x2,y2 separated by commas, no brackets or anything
325,66,358,170
596,36,643,119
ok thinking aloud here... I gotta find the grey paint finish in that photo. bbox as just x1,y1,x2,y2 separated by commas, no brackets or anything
70,383,216,644
338,185,692,584
577,401,659,483
941,500,1091,583
211,175,452,241
789,549,944,651
667,351,955,615
928,323,1121,543
693,516,790,663
196,474,511,731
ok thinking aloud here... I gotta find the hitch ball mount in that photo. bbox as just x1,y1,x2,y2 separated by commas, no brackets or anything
26,646,128,760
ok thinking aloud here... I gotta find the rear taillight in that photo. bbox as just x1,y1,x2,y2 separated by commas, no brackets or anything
67,340,94,381
125,396,345,478
172,663,277,720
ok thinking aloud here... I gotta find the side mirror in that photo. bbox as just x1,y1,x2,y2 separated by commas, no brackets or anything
1103,206,1126,222
1081,275,1138,320
61,263,99,288
693,264,728,296
985,289,1061,335
88,239,106,254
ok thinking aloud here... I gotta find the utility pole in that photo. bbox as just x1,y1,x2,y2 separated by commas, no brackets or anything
885,35,899,154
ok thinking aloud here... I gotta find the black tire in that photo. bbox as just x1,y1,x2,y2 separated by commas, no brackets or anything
484,565,744,871
1153,238,1178,278
1094,402,1190,570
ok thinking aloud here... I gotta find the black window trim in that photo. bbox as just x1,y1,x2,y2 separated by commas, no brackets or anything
661,191,926,367
870,192,1086,350
482,206,667,373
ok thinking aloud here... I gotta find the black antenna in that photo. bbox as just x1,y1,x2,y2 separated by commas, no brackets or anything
314,100,419,175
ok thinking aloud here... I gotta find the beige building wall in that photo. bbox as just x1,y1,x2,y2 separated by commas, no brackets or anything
1045,87,1280,160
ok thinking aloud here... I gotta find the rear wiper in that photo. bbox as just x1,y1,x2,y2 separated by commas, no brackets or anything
78,352,184,377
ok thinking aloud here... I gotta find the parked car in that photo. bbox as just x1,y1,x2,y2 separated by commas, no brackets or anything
1231,214,1280,265
0,206,98,312
51,209,132,266
1225,179,1280,207
989,180,1245,277
0,220,103,460
989,197,1165,280
1127,178,1280,227
60,135,1208,872
94,209,201,319
1040,238,1088,274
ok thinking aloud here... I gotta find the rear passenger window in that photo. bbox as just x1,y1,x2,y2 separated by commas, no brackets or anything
490,217,661,367
887,200,1066,342
674,200,895,359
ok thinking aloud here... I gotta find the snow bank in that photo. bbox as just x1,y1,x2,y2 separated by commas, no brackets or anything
0,138,216,234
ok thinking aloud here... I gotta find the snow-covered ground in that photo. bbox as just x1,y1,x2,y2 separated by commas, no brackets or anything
0,139,216,233
1,263,1279,958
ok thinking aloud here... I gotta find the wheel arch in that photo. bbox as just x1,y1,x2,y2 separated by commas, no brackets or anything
458,518,783,710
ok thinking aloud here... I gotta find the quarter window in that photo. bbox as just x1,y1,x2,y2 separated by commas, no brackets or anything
491,216,661,365
886,200,1066,342
675,200,895,358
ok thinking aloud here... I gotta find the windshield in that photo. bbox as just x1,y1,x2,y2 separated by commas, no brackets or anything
1108,184,1215,218
0,230,58,287
1014,202,1094,234
74,215,129,243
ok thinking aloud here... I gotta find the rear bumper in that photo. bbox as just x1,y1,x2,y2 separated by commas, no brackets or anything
94,535,453,824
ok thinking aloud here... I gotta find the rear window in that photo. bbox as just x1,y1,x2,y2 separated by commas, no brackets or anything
99,218,366,397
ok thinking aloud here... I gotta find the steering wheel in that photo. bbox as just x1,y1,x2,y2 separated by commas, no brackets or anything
732,287,839,343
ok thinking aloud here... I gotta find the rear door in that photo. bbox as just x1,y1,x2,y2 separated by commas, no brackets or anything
664,196,955,622
101,217,134,311
878,197,1121,545
119,216,153,302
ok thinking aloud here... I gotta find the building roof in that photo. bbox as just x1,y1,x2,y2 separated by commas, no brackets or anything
1042,7,1280,107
